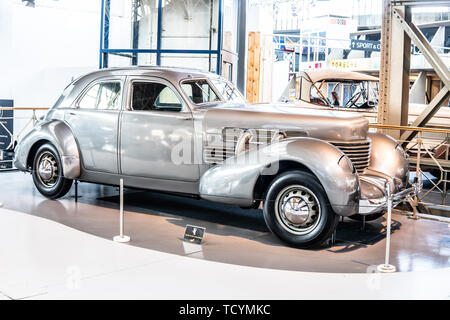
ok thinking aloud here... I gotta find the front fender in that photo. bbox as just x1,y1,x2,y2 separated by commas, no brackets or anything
14,120,81,179
199,137,360,216
367,132,409,192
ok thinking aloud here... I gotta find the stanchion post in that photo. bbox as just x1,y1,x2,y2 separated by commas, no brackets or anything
410,131,422,220
32,109,37,126
113,179,130,243
75,180,78,201
377,182,396,273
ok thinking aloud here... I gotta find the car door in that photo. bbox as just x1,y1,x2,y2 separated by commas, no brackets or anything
64,77,123,174
120,77,199,182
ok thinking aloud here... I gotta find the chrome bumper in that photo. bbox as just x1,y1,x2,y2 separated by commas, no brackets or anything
358,184,419,215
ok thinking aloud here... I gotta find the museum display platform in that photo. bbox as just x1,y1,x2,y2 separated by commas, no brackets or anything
1,171,449,274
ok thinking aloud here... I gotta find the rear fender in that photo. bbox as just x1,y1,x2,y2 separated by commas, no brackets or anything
14,120,81,179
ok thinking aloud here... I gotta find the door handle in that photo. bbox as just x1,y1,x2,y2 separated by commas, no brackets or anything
176,116,192,121
69,112,77,116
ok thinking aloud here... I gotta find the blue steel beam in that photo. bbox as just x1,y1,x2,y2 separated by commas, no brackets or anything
99,0,105,68
156,0,163,66
216,0,223,74
103,0,110,68
103,49,218,54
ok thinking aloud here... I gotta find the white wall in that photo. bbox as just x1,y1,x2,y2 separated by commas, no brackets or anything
0,0,105,143
0,0,103,109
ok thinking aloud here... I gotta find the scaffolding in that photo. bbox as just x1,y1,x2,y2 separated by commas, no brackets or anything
378,0,450,141
99,0,225,74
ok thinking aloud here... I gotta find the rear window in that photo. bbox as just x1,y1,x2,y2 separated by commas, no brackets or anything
78,82,121,110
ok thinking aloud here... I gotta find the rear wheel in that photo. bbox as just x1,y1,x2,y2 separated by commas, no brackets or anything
32,143,73,199
263,171,338,248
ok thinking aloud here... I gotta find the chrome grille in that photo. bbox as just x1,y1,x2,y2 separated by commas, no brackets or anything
330,140,371,174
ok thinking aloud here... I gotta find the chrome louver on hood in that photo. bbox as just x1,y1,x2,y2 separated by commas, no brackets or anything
204,128,283,165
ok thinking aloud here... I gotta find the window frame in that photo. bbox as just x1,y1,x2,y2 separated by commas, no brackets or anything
75,77,124,111
179,77,224,106
126,77,190,113
209,78,246,104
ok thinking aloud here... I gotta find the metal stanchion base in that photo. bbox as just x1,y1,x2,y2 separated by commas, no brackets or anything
377,264,396,273
113,235,130,243
70,180,81,200
330,230,337,246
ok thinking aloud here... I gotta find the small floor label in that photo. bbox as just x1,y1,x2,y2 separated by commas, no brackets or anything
184,225,205,244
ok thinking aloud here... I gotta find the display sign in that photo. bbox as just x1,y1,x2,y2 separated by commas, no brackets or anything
350,39,381,52
184,225,205,244
328,57,380,70
0,100,13,169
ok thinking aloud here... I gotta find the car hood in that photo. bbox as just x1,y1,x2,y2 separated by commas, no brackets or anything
201,102,369,141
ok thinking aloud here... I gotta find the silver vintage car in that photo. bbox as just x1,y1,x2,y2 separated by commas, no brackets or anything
14,67,415,248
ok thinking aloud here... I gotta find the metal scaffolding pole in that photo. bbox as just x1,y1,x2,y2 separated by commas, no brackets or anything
378,0,411,139
379,0,450,142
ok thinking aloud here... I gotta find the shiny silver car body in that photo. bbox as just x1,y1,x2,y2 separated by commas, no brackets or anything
15,67,412,220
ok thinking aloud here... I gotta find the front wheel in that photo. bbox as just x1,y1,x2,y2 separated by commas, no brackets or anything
263,171,338,248
32,143,73,199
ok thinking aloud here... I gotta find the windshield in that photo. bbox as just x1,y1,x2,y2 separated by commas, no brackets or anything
210,79,245,104
181,80,221,105
181,78,246,105
311,80,379,108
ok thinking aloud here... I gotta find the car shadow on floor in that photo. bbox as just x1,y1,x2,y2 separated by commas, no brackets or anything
97,190,269,232
97,190,399,251
329,217,402,253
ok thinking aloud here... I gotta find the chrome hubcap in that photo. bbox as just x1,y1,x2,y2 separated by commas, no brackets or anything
282,196,311,225
275,185,321,235
37,151,59,188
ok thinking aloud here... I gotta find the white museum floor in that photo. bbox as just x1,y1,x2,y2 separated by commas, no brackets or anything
0,207,449,300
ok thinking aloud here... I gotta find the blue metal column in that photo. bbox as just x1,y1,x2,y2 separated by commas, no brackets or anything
99,0,105,68
156,0,163,66
131,0,140,65
103,0,111,68
216,0,224,74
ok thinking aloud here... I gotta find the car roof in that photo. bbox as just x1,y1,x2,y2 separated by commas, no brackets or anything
75,66,220,85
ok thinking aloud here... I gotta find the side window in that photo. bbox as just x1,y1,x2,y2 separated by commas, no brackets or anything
78,82,121,110
132,82,182,112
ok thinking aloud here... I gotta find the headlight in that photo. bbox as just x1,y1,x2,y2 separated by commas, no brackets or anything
338,154,355,173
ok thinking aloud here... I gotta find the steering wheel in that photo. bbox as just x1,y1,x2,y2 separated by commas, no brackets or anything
345,91,363,108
